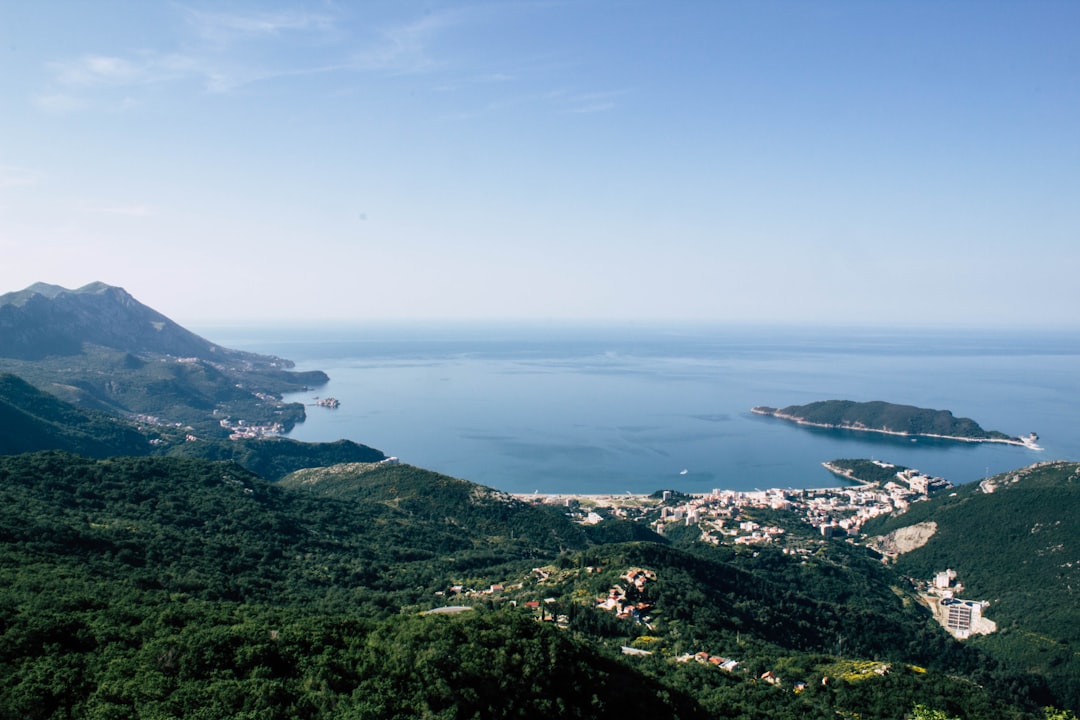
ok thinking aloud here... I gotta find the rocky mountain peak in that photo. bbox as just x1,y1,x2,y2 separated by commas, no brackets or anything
0,281,243,362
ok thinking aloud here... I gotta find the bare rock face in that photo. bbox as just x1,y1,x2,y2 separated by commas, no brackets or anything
868,520,937,557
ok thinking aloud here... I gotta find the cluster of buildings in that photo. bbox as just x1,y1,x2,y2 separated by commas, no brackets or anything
218,416,285,440
920,568,996,639
596,568,656,624
649,462,951,545
522,460,950,551
674,651,740,672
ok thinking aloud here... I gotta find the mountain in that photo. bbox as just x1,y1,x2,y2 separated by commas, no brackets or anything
0,282,328,435
1,281,266,362
862,461,1080,711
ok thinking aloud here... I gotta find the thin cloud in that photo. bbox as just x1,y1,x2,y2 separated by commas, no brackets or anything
348,9,473,75
49,52,189,90
442,87,628,121
36,5,486,102
92,204,155,218
46,49,247,96
33,92,86,113
0,165,44,189
555,89,627,114
565,102,615,114
182,7,336,42
53,55,144,87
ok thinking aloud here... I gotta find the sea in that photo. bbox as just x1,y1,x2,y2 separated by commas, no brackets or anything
203,322,1080,496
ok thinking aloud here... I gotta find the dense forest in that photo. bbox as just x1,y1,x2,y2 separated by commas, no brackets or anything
0,451,1075,718
0,374,151,458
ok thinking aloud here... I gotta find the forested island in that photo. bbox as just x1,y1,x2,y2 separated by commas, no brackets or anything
752,400,1040,448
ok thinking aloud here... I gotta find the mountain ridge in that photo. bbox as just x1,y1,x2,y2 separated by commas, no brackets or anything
0,281,327,435
0,281,278,364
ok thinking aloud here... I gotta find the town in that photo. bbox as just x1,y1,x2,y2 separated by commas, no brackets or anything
518,458,953,548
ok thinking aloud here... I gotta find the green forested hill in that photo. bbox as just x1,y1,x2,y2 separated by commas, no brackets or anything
0,373,150,457
279,462,592,553
862,461,1080,711
0,451,1065,719
0,370,388,480
166,436,386,482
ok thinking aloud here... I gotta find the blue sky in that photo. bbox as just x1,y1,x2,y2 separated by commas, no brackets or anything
2,1,1078,327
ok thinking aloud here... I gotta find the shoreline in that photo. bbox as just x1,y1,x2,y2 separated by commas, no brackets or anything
751,407,1042,450
819,462,878,490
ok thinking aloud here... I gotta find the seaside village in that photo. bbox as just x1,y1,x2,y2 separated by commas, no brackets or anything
552,459,956,546
431,460,993,685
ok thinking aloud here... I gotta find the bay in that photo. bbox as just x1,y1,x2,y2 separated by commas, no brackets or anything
204,322,1080,495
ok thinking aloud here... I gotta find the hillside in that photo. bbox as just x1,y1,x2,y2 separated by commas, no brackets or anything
0,451,1063,719
0,282,327,435
754,400,1024,444
0,372,388,481
0,373,150,457
862,461,1080,711
279,462,591,553
166,437,386,482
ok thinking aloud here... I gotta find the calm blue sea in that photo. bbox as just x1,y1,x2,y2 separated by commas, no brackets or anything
203,322,1080,495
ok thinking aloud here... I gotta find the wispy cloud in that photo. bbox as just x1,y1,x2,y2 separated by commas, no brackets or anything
91,204,155,218
182,7,336,43
53,54,145,87
35,5,508,104
47,51,200,94
348,11,462,75
442,87,628,122
34,5,342,100
0,165,44,189
33,92,86,113
553,89,627,115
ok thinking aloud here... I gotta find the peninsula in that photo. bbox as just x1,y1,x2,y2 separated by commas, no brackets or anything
752,400,1040,449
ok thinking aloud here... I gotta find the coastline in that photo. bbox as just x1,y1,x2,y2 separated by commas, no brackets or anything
818,462,882,491
512,492,656,504
751,407,1042,450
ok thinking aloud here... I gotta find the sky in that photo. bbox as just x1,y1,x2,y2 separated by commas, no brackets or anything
1,1,1078,328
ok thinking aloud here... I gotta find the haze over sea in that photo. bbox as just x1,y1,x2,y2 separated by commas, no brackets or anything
210,323,1080,495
